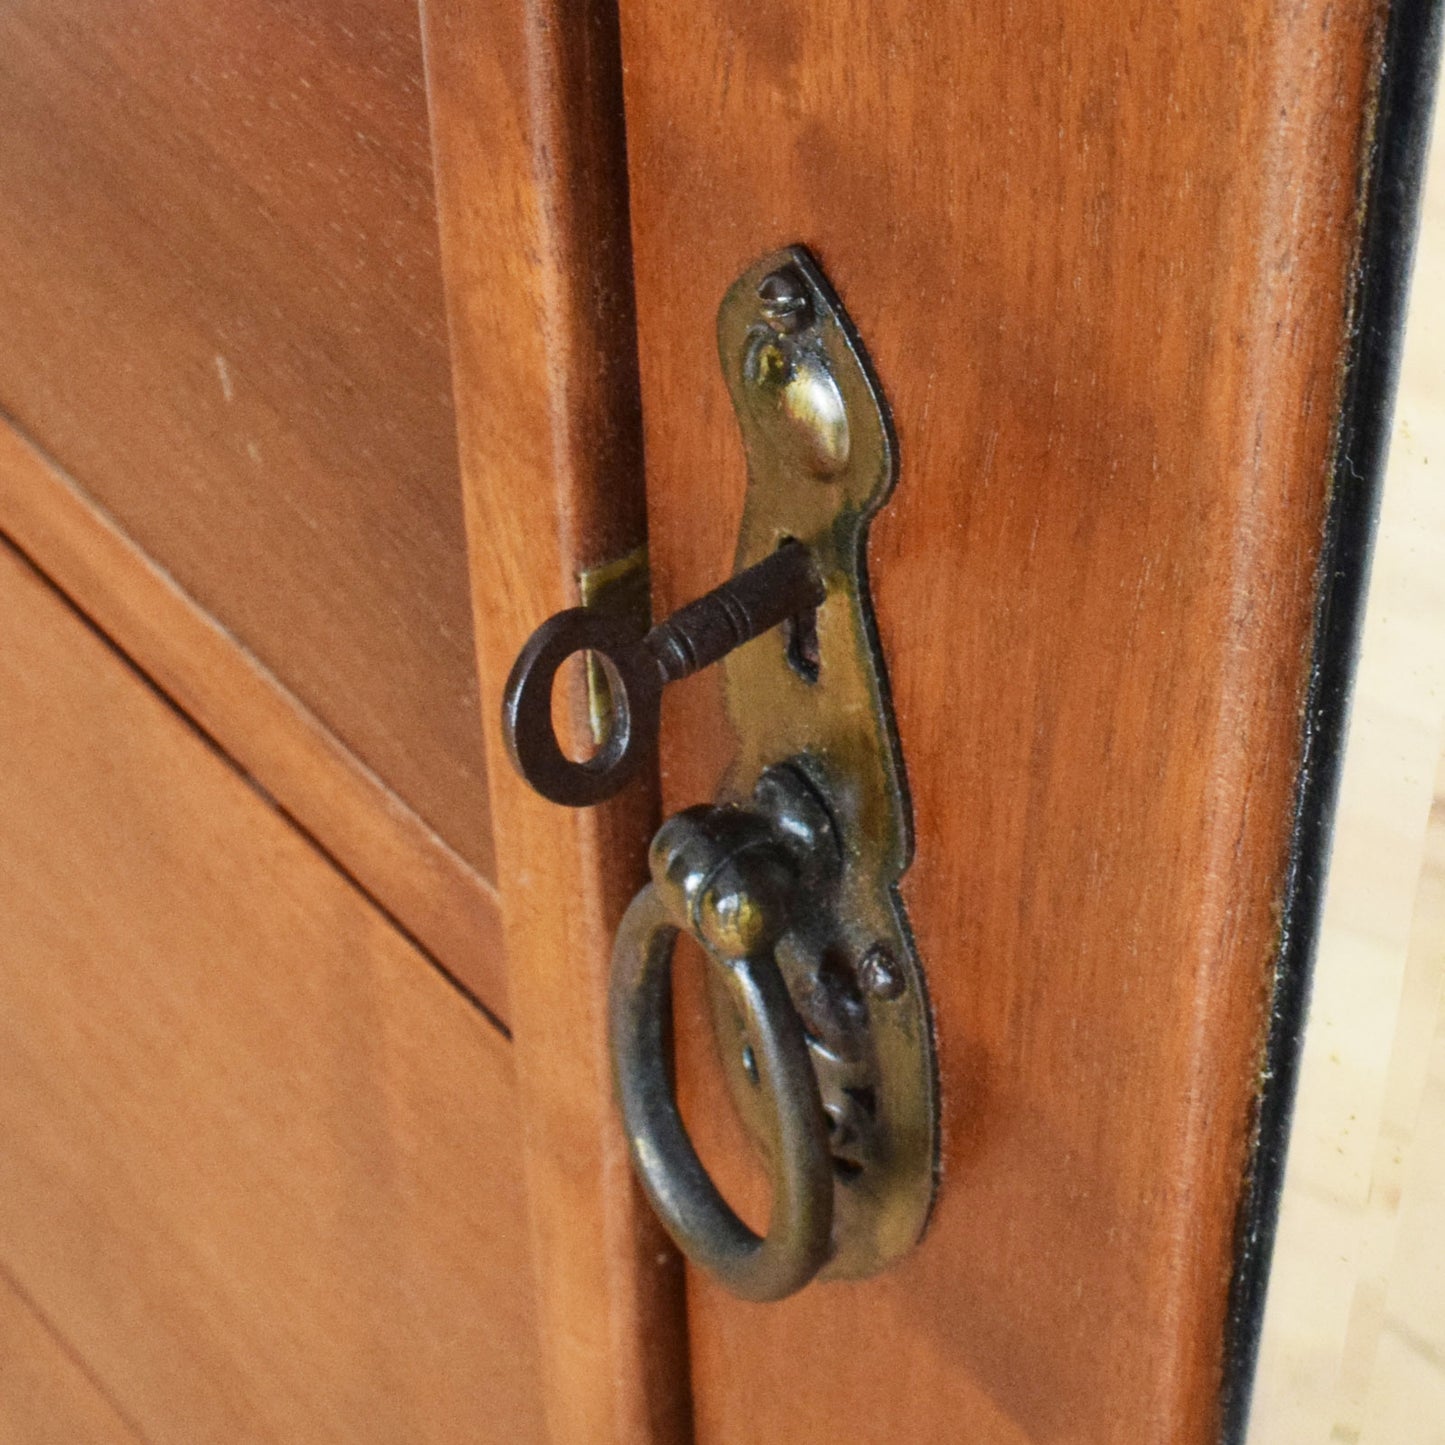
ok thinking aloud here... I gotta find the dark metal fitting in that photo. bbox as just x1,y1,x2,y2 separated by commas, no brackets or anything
501,540,824,807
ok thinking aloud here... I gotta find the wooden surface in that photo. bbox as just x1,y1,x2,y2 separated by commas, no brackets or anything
0,418,508,1020
420,2,690,1441
0,1275,141,1445
0,0,494,878
0,539,543,1443
617,1,1386,1440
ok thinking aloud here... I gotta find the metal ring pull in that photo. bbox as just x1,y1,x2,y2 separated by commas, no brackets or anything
609,808,833,1302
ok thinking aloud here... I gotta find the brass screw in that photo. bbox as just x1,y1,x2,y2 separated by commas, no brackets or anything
859,944,904,1000
757,268,812,334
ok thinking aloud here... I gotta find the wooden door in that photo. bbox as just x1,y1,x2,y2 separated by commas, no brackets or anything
615,7,1442,1443
0,0,1436,1442
619,5,1444,1443
0,4,538,1440
0,0,502,1008
430,2,1439,1443
0,539,543,1442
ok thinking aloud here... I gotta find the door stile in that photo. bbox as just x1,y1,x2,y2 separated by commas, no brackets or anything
614,1,1391,1440
419,2,691,1441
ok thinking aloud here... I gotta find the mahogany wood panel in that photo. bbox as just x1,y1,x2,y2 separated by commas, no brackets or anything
0,0,494,878
0,1274,141,1445
0,419,508,1019
618,2,1384,1440
420,2,690,1440
0,540,543,1444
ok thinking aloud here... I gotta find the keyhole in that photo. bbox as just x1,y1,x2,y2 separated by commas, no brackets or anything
778,537,820,682
784,609,820,683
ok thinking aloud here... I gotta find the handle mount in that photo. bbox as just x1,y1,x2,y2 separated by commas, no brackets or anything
504,246,938,1299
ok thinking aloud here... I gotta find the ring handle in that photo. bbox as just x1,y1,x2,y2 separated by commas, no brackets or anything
609,879,833,1302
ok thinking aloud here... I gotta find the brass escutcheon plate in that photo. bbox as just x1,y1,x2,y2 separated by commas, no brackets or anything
709,246,937,1280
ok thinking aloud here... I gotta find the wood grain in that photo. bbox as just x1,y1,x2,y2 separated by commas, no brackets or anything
617,1,1386,1439
420,2,691,1441
0,1273,141,1445
0,417,508,1020
0,539,543,1444
0,0,494,877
